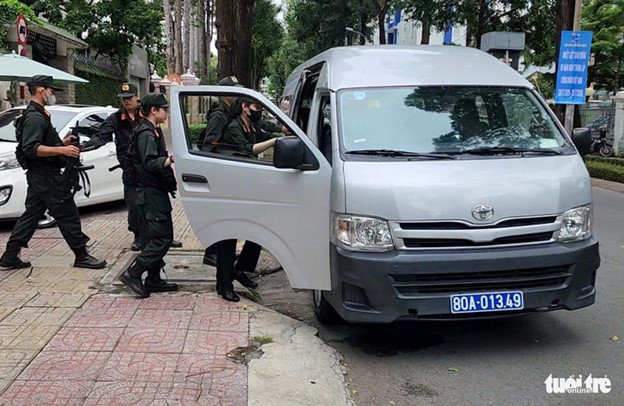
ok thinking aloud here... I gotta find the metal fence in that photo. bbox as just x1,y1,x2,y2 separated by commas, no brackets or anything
579,102,616,140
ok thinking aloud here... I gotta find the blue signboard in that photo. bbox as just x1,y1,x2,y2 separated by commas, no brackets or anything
554,31,593,105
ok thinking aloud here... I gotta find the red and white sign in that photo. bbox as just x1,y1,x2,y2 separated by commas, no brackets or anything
16,15,27,56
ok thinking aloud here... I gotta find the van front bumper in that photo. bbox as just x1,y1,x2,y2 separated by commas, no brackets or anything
325,238,600,323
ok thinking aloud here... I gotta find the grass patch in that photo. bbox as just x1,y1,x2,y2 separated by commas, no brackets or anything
252,335,274,345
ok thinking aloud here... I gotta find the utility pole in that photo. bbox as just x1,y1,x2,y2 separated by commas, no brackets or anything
564,0,583,134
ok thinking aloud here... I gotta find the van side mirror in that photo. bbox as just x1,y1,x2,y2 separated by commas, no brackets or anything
572,128,592,156
274,136,305,169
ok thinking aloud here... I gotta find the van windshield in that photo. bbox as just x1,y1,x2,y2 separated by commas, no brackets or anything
338,87,570,156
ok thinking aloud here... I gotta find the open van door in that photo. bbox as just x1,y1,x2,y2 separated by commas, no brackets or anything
170,86,332,290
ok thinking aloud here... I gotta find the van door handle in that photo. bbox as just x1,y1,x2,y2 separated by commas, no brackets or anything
182,174,208,183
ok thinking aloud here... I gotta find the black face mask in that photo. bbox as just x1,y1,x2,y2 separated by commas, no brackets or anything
249,109,262,123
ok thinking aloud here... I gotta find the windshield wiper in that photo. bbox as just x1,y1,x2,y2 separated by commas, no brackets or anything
346,149,457,159
0,138,15,142
460,147,564,156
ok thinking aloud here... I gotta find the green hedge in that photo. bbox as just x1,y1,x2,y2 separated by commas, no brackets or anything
585,159,624,183
188,123,205,147
585,154,624,167
74,66,122,108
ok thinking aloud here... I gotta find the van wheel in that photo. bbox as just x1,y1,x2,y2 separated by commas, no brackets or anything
312,290,342,324
37,211,57,229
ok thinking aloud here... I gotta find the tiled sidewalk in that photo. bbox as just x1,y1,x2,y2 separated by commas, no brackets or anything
0,294,249,405
0,200,252,405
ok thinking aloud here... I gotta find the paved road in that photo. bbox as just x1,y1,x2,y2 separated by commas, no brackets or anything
258,186,624,405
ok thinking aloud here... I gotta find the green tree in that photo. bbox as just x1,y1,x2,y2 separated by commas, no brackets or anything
582,0,624,90
252,0,284,88
398,0,453,44
0,0,41,51
288,0,357,58
267,32,306,97
28,0,164,68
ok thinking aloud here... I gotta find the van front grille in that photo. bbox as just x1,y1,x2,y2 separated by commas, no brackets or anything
399,216,557,230
391,265,572,295
402,232,553,249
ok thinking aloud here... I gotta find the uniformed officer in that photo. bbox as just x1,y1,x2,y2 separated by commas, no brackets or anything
0,75,106,270
118,93,177,297
213,96,288,302
81,83,182,251
199,75,243,267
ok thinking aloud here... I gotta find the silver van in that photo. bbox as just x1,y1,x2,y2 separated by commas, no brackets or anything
171,46,600,323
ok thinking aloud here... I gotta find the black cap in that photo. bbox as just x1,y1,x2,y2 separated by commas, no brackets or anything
141,93,169,110
118,82,138,97
239,96,257,105
26,75,63,92
218,76,244,87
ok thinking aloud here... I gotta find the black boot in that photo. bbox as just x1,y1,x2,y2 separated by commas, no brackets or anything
0,243,31,270
145,268,178,293
131,233,141,251
217,286,240,302
118,262,149,298
170,240,183,248
233,271,258,289
73,247,107,269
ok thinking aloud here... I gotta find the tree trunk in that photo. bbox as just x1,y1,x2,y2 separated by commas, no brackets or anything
196,0,210,78
359,0,367,45
183,0,191,72
163,0,175,74
421,21,431,45
554,0,576,123
475,0,488,49
174,0,183,74
377,11,386,44
216,0,254,87
206,0,214,80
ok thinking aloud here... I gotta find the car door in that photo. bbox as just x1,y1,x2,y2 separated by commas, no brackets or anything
171,86,332,290
73,111,123,205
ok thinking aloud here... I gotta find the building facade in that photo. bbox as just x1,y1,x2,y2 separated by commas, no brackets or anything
372,10,467,47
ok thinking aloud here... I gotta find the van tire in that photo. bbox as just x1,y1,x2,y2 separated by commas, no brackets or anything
312,290,342,324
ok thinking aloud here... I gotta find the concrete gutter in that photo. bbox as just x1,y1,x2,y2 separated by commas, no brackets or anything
248,306,354,406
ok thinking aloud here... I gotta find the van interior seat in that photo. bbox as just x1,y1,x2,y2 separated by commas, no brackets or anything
452,98,488,137
321,123,332,165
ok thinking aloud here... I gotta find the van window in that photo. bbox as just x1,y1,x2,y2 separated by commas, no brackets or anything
338,87,569,155
180,93,292,165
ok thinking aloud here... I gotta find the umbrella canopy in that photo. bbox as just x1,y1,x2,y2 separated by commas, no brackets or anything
0,53,88,84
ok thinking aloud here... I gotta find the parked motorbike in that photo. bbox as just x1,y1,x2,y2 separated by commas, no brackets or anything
591,130,615,157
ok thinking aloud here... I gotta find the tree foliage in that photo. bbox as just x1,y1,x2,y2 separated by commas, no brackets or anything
252,0,284,88
582,0,624,89
267,31,307,96
0,0,41,50
27,0,163,66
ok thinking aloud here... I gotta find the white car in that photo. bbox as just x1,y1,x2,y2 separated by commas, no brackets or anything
0,104,124,227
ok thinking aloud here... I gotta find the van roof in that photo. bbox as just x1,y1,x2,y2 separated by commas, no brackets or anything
287,46,532,92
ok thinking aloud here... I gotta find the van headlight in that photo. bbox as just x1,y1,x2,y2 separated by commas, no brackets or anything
331,214,394,252
557,205,592,242
0,152,20,171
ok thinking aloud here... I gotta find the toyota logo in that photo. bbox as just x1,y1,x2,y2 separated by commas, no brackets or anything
472,204,494,221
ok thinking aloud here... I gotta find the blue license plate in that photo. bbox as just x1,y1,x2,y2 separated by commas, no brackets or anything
450,291,524,314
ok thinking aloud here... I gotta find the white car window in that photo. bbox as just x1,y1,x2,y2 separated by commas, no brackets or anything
74,113,109,139
0,109,76,142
